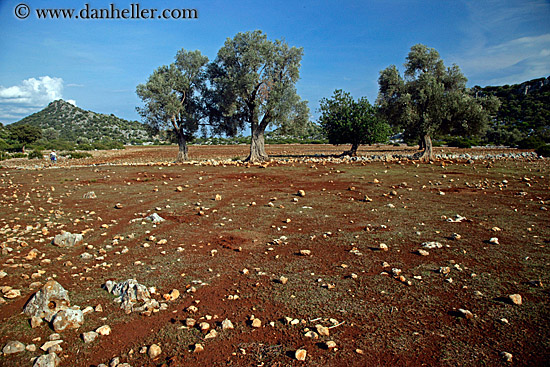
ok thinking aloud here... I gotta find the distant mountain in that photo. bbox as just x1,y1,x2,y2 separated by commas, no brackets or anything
473,76,550,145
13,99,154,144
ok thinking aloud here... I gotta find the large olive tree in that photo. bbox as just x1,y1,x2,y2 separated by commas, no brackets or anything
208,30,306,162
136,49,208,162
377,44,499,161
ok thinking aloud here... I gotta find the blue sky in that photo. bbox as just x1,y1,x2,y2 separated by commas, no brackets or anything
0,0,549,125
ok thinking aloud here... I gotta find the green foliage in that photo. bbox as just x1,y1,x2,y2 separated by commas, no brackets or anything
377,44,499,159
7,124,42,145
445,136,479,148
137,49,209,161
516,136,546,149
319,89,391,154
207,30,306,161
474,77,550,146
535,144,550,157
27,149,44,159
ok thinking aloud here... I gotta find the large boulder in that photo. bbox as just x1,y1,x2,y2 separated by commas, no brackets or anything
53,232,83,247
52,308,84,332
33,352,61,367
104,279,153,313
23,281,70,322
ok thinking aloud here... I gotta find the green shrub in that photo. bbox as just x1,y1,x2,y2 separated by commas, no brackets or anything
446,137,479,148
27,149,44,159
516,136,545,149
10,152,26,158
535,144,550,157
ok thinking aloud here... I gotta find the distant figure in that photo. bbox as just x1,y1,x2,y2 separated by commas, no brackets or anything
50,151,57,164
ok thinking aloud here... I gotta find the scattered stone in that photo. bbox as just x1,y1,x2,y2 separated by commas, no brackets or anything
299,249,311,256
500,351,513,363
23,280,70,322
26,344,36,352
146,213,165,223
53,232,83,247
4,289,21,299
40,340,63,352
364,195,373,202
457,308,474,319
33,352,61,367
83,191,97,199
251,318,262,328
204,329,218,339
96,325,111,336
422,241,442,249
2,340,25,355
379,243,388,251
114,203,123,209
489,237,499,245
176,186,183,192
417,249,429,256
279,276,288,285
316,324,330,336
199,322,210,332
304,331,318,339
80,252,93,260
148,344,161,359
508,294,522,305
297,190,306,197
163,289,180,301
82,331,99,343
451,233,461,240
214,194,222,201
326,341,337,349
295,349,307,361
194,343,204,353
221,318,234,330
185,318,196,328
52,308,84,332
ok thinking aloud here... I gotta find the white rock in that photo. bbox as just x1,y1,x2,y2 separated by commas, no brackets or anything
82,331,99,343
96,325,111,336
148,344,161,359
2,340,25,354
221,318,234,330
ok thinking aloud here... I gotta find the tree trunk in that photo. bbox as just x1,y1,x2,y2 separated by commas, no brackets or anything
418,137,425,150
418,134,434,162
246,127,268,163
342,142,359,157
176,130,188,162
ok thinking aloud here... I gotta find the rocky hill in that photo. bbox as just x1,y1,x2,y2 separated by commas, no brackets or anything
13,100,153,144
473,76,550,145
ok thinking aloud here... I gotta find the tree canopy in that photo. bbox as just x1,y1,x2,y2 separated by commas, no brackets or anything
319,89,391,156
207,30,307,162
377,44,499,161
137,49,209,161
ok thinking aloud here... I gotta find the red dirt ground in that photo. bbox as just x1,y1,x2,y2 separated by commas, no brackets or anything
0,144,548,367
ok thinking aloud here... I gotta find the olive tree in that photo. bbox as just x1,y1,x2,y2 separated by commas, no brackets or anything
208,30,305,162
136,49,208,161
377,44,499,161
319,89,391,156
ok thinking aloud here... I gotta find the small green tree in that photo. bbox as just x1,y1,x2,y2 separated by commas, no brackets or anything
319,89,391,156
208,30,305,162
377,44,499,161
137,49,208,161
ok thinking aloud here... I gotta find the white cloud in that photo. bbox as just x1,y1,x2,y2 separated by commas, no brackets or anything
450,0,550,86
0,76,72,123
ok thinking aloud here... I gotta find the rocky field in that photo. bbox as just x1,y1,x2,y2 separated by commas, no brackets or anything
0,144,549,366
